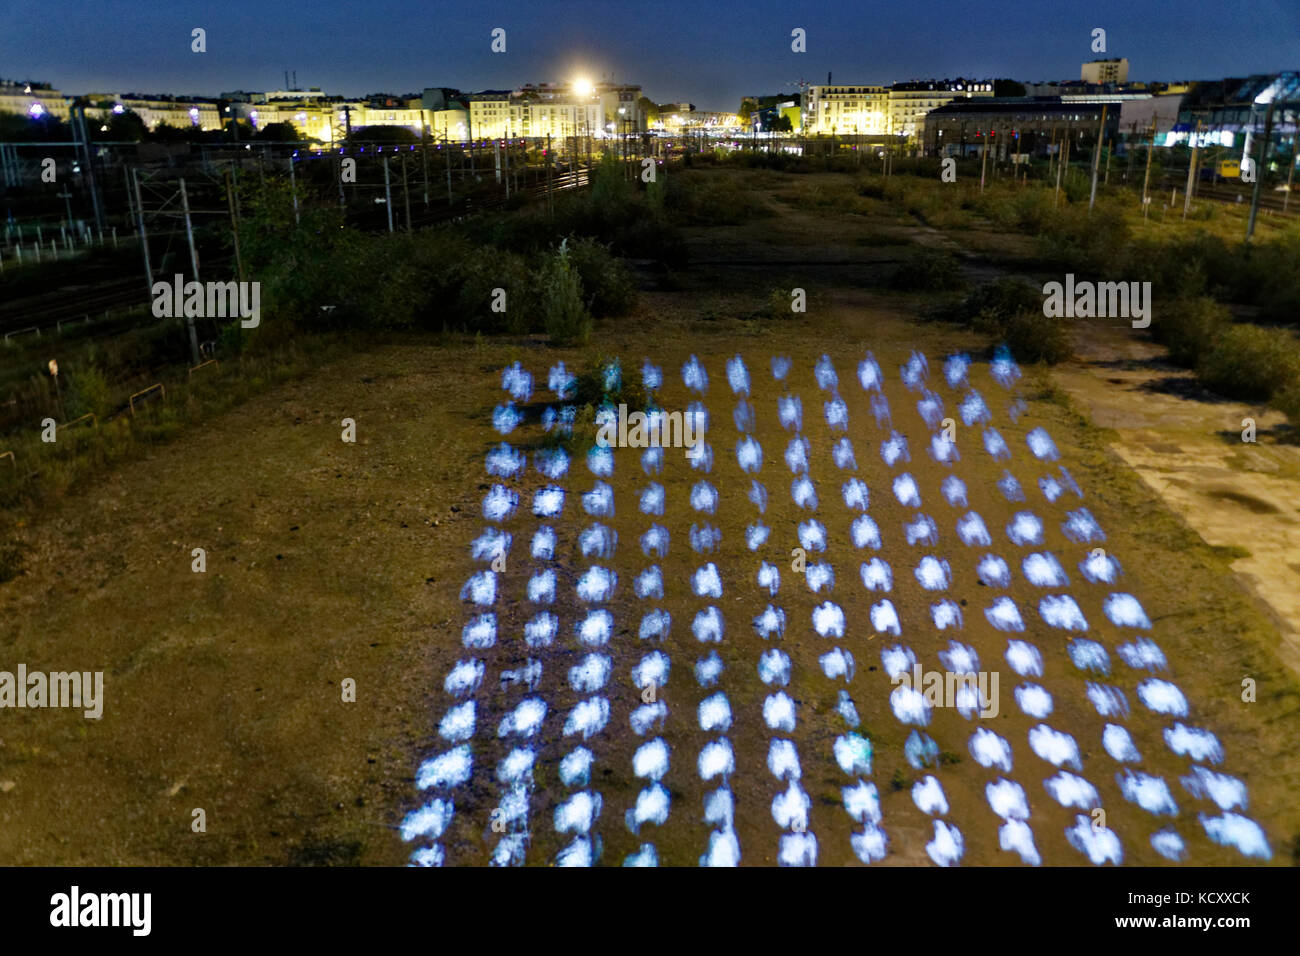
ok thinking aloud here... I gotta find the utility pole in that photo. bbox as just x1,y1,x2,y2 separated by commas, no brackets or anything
1183,119,1201,220
178,178,202,366
1246,100,1275,241
979,128,989,192
1089,104,1108,212
445,131,452,205
224,168,244,282
422,122,430,206
1055,131,1069,206
401,154,412,232
130,167,152,296
288,156,299,226
383,156,394,232
1142,117,1157,219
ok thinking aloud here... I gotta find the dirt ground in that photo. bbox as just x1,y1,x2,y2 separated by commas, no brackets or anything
1,171,1296,866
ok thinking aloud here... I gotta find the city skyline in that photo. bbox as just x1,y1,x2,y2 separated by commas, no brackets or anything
4,0,1297,112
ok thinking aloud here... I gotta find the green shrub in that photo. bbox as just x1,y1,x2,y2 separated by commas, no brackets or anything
1150,297,1229,367
887,248,966,292
539,241,592,345
1001,310,1073,365
1197,325,1300,402
67,363,114,420
956,278,1042,324
566,237,636,317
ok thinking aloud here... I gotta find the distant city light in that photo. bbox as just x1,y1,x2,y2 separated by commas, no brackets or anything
573,78,593,98
112,103,125,114
28,103,44,118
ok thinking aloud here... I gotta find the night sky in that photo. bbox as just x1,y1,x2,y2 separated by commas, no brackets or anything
3,0,1296,111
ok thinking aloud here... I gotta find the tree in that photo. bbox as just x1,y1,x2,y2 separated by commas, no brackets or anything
773,114,793,133
346,125,417,146
637,96,657,125
994,79,1027,98
257,121,301,142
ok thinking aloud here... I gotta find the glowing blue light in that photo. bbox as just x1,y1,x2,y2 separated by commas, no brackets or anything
860,558,892,592
1039,594,1088,631
1004,639,1042,677
436,699,476,743
1117,637,1167,672
549,361,577,398
926,820,964,866
904,513,939,546
746,523,770,550
944,354,971,388
858,353,883,392
525,612,557,647
1028,724,1082,769
813,601,846,637
1022,552,1068,587
956,512,992,547
1044,771,1099,809
806,562,835,593
582,482,614,516
1006,510,1044,546
734,401,756,432
579,524,616,558
1079,550,1121,583
851,514,882,549
691,523,721,553
498,697,547,737
1062,507,1105,543
881,432,911,467
690,481,719,514
890,685,930,725
462,613,497,648
633,741,670,781
527,569,556,603
638,609,671,641
959,390,990,426
726,355,750,395
564,698,610,739
834,733,873,775
1165,723,1223,763
501,362,533,401
1118,770,1178,816
630,701,668,734
1026,427,1059,461
778,394,802,431
444,659,484,697
764,692,797,732
576,566,617,602
1086,683,1128,717
756,562,780,596
929,432,959,464
1137,679,1188,717
983,428,1010,461
1103,723,1142,763
833,437,857,470
471,528,512,563
492,403,522,434
1150,829,1186,862
820,647,854,681
997,470,1025,502
569,654,611,693
587,445,613,477
942,474,968,508
837,691,860,728
641,360,662,390
641,446,663,475
1104,593,1151,629
906,729,941,769
1015,683,1053,718
698,739,735,780
1000,820,1042,865
1181,766,1247,812
990,346,1021,388
916,391,943,429
824,397,849,431
417,745,472,789
969,727,1013,771
753,605,786,640
682,355,709,392
736,436,763,472
531,485,565,517
977,554,1011,587
692,607,725,643
881,644,917,680
576,609,613,646
900,351,929,391
486,443,526,476
771,355,792,380
791,475,819,509
914,555,951,590
483,485,519,521
813,354,838,391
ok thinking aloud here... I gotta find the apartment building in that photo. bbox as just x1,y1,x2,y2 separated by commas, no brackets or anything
887,79,994,140
1082,58,1130,85
0,81,69,120
803,85,889,135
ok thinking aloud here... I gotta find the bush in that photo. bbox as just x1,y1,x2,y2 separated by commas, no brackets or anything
1150,297,1229,367
1000,310,1073,365
887,248,966,292
67,363,114,420
956,277,1042,324
539,241,592,345
1197,325,1300,402
566,238,636,318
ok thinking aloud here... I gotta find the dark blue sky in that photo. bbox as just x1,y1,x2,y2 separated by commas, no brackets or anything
2,0,1296,111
